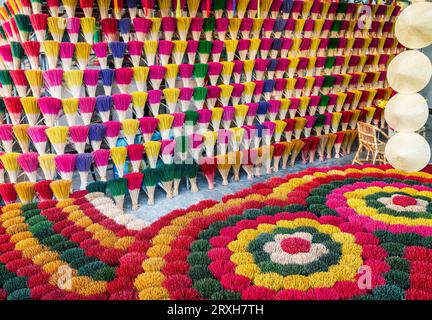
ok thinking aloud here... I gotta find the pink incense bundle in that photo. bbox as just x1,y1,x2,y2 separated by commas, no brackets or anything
172,112,185,138
27,125,48,154
38,97,62,127
128,41,144,67
333,132,345,159
275,58,289,78
43,69,63,99
127,144,144,172
112,93,132,121
327,94,338,113
259,38,273,60
101,18,118,42
211,40,224,62
253,80,264,102
161,17,176,41
313,75,325,96
237,39,250,61
268,100,281,121
207,62,222,86
104,121,121,148
160,139,175,164
254,58,269,81
148,65,166,90
47,0,60,16
178,87,194,112
288,98,301,118
69,125,89,153
133,17,152,42
158,40,173,65
59,42,75,70
294,77,306,98
92,42,108,69
0,125,14,153
124,172,144,210
304,116,317,138
308,95,320,116
283,18,296,38
10,70,28,98
283,118,295,142
186,40,198,64
22,41,40,70
245,103,258,125
262,121,276,145
78,97,96,125
92,149,109,181
231,83,244,106
0,45,13,70
197,109,212,134
0,183,17,204
262,18,275,38
274,78,287,100
179,64,194,87
190,17,203,41
67,17,81,43
139,116,159,142
115,67,133,94
30,13,48,43
206,85,221,110
35,180,53,201
233,60,244,84
341,111,353,131
3,97,22,125
323,112,332,134
217,129,232,155
215,18,229,41
222,106,234,130
147,89,162,115
189,133,203,161
296,58,309,78
240,18,253,39
303,19,315,38
55,154,77,181
83,69,99,97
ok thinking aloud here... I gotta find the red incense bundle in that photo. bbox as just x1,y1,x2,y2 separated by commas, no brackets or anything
35,180,53,201
124,172,144,211
0,183,17,204
127,144,144,173
101,18,118,42
10,70,28,98
133,17,152,42
200,156,217,190
22,41,40,70
115,67,133,94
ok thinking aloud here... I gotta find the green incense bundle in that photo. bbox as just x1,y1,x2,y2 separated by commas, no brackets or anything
318,94,330,113
328,38,339,50
197,40,212,63
336,2,347,15
0,70,13,86
323,76,336,88
314,114,326,135
11,41,23,69
143,167,159,205
184,110,199,135
184,160,199,193
0,25,6,41
213,0,227,11
330,21,342,33
175,135,188,161
193,63,208,86
203,17,215,37
107,178,127,209
324,57,336,70
193,87,208,110
157,162,175,198
86,181,107,194
173,163,184,196
14,14,33,41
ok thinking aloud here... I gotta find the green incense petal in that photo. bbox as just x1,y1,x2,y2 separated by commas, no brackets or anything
323,76,336,88
193,87,207,102
328,38,339,49
203,17,215,32
0,70,13,86
14,14,33,33
324,56,335,69
158,163,175,182
184,110,199,125
175,135,188,153
86,181,107,193
314,114,326,128
336,3,347,14
198,40,212,54
10,41,23,59
330,20,342,32
193,63,208,79
213,0,227,10
143,167,159,187
319,95,330,107
107,178,127,197
183,161,199,179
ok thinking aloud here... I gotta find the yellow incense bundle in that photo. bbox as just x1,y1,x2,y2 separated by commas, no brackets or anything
50,180,72,200
42,40,60,69
15,182,35,203
39,154,56,180
25,70,43,97
164,64,179,88
12,124,30,153
121,119,140,145
80,17,96,44
221,61,235,85
62,98,79,126
110,146,127,177
132,66,149,92
47,17,67,42
290,139,305,166
63,70,83,98
75,42,92,70
46,126,69,154
21,97,40,126
131,92,148,118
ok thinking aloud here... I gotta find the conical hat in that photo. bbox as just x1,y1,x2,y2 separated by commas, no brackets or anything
395,2,432,49
387,50,432,94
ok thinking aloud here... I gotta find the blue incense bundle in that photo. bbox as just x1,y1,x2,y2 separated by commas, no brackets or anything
89,123,106,151
76,153,93,189
109,41,127,68
119,18,132,41
100,69,115,95
96,95,112,122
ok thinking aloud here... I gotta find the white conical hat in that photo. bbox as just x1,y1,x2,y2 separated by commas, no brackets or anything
395,2,432,49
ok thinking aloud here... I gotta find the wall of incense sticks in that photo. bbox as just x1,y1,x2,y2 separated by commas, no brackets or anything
0,0,402,208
